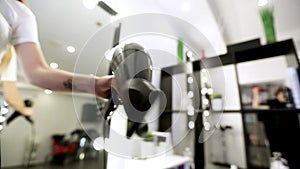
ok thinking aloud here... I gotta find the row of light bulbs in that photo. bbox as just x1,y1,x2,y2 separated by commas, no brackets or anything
201,67,212,131
0,101,9,131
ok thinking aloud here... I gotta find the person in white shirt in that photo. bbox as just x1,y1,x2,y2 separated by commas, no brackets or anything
0,0,113,116
0,46,34,116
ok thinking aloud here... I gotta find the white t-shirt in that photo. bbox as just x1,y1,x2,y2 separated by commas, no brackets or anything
0,0,39,81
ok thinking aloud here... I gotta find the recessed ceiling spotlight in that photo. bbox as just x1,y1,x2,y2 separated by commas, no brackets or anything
44,89,53,95
66,46,76,53
50,62,59,69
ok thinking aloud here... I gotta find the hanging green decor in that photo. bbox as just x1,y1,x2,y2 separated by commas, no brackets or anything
258,0,276,44
177,39,183,63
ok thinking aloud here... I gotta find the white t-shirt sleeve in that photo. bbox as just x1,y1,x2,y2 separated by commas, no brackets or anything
10,1,39,45
1,51,17,81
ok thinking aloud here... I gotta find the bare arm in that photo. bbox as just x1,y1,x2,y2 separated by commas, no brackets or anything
14,42,112,98
2,81,33,116
251,87,269,109
252,88,261,108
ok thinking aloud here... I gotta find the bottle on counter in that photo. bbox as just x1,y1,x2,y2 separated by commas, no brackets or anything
270,152,289,169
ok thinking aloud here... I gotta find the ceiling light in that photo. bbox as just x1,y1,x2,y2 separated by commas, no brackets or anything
82,0,99,10
181,2,191,12
66,46,76,53
44,89,53,95
50,62,59,69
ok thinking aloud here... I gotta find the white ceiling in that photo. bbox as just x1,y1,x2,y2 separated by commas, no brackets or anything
24,0,226,77
21,0,300,81
27,0,112,74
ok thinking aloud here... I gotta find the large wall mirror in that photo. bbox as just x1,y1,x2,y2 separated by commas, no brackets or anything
235,40,300,169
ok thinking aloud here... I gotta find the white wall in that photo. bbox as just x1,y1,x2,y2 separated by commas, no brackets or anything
204,1,300,168
208,0,300,53
105,0,227,56
237,56,288,85
1,86,96,167
205,113,247,169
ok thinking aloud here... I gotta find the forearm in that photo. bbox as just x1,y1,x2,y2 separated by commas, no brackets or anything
3,81,27,113
15,43,112,98
15,43,95,94
252,92,260,108
26,67,97,95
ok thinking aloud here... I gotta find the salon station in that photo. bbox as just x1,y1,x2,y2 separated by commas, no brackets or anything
0,0,300,169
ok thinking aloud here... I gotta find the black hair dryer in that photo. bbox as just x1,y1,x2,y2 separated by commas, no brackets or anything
109,43,165,138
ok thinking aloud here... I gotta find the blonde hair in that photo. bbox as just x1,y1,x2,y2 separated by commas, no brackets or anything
0,46,13,74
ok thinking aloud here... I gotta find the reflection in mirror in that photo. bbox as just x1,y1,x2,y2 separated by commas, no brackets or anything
237,55,300,110
237,52,300,169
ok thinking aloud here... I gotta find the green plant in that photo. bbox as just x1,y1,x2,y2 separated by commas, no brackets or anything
210,93,222,99
260,7,276,43
143,132,154,142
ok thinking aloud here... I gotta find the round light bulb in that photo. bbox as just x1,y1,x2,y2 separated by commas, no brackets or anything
188,121,195,129
44,89,53,95
1,107,9,115
188,91,194,98
187,77,193,84
204,122,210,131
66,46,76,53
50,62,59,69
0,116,6,123
203,110,210,117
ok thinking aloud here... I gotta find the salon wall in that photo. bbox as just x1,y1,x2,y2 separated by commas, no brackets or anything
1,85,95,167
208,0,300,56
